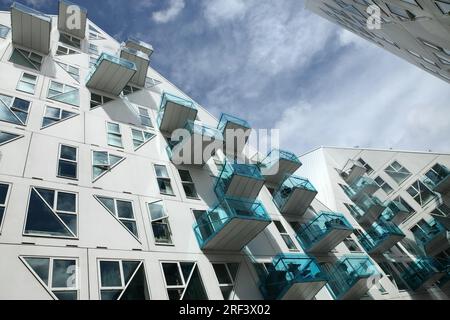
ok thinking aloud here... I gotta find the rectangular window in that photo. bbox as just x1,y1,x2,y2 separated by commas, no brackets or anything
0,24,10,38
384,161,412,185
10,48,43,70
122,85,140,96
95,196,138,238
407,180,436,207
375,176,394,194
358,158,374,174
378,262,408,291
48,81,80,107
274,221,298,251
56,62,80,82
90,93,113,109
42,105,77,129
106,122,123,148
148,200,172,245
212,263,239,300
154,165,174,195
58,145,78,180
343,236,363,252
24,187,78,238
0,183,11,231
410,219,441,243
16,73,37,94
138,107,152,127
131,129,155,151
0,94,31,126
92,151,124,181
59,33,81,49
89,43,98,55
178,170,199,199
56,45,78,56
425,163,449,186
161,261,208,300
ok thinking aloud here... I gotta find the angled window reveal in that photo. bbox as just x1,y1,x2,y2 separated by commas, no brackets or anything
56,45,78,56
98,260,150,300
20,256,78,300
212,263,239,300
106,122,123,148
90,93,113,109
56,62,80,82
9,48,43,71
384,161,412,185
435,0,450,15
131,129,155,151
58,145,78,180
89,31,105,40
122,85,140,96
94,195,139,240
0,183,11,232
0,94,31,125
147,200,172,245
16,73,38,94
161,261,208,300
375,176,394,194
145,77,162,89
92,151,125,182
42,105,78,129
59,33,81,49
407,180,437,207
0,131,24,146
48,81,80,107
24,187,78,238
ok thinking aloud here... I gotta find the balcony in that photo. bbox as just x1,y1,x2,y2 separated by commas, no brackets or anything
11,2,52,54
86,53,137,96
401,258,446,291
357,220,405,255
381,200,410,225
273,175,317,216
58,0,87,39
296,212,354,253
340,160,367,185
215,159,265,200
124,37,154,56
193,197,271,251
167,121,223,166
120,39,152,87
157,93,198,135
259,149,302,186
326,255,379,300
217,114,251,156
438,260,450,291
348,177,380,202
413,220,450,256
260,254,327,300
354,195,386,226
424,165,450,195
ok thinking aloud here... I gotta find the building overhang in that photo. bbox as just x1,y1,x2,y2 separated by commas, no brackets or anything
58,0,87,39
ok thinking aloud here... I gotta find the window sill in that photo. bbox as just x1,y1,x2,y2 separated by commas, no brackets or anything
155,243,175,247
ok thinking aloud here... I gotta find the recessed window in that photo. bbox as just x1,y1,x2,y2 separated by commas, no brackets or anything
407,180,436,207
148,200,172,245
432,203,450,218
274,220,298,251
0,24,10,38
154,165,174,195
56,45,78,56
48,81,80,107
89,56,98,67
24,187,78,238
42,105,78,129
212,263,239,300
343,236,363,252
131,128,155,151
106,122,123,148
57,145,78,180
95,196,138,239
0,183,11,231
90,92,113,109
396,196,416,215
122,85,140,96
88,43,98,55
410,219,441,243
178,170,199,199
375,176,394,194
59,33,81,49
98,260,149,300
161,262,208,300
92,151,125,182
0,94,31,126
384,161,412,185
137,107,153,127
21,256,78,300
10,48,43,71
0,131,23,146
16,73,37,94
358,158,374,174
435,0,450,15
56,62,80,82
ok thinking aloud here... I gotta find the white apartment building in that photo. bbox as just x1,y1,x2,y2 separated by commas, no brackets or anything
0,1,448,300
306,0,450,84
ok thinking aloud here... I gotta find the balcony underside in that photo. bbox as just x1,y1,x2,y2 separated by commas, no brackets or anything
415,272,446,291
279,189,317,216
305,228,353,253
389,210,410,225
171,134,220,166
58,0,87,38
11,5,51,54
424,231,450,256
280,280,327,300
86,59,136,96
263,159,302,185
358,204,385,226
344,165,366,185
159,103,197,135
225,175,265,200
125,39,153,56
120,50,149,87
368,234,405,255
440,278,450,291
351,185,379,202
435,176,450,195
200,217,270,251
222,122,251,156
339,277,372,300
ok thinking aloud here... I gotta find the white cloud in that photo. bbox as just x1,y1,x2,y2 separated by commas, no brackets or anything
152,0,185,24
202,0,249,25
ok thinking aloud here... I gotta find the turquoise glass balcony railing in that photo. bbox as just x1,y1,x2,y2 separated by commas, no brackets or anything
340,160,367,185
296,212,354,253
412,219,450,256
357,220,405,254
381,200,410,225
217,113,251,134
437,259,450,290
260,254,327,300
354,195,386,225
193,197,271,251
259,149,302,185
401,257,446,291
217,113,251,156
423,164,450,195
215,159,265,200
157,92,198,134
326,255,379,300
273,175,317,215
349,176,379,200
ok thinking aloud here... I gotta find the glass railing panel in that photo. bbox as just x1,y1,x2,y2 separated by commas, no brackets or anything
217,113,251,133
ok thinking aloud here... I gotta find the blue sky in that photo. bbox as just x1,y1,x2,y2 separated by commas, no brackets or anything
2,0,450,155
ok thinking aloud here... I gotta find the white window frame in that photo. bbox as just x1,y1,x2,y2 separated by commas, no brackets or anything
212,262,240,300
56,61,80,82
160,261,206,300
375,176,394,194
178,169,199,200
91,150,125,182
0,24,10,39
131,128,155,151
57,144,78,180
0,182,11,233
89,43,99,55
0,130,24,146
273,220,298,252
41,105,78,129
106,122,123,149
10,47,43,71
407,180,437,207
137,107,153,128
47,80,79,107
0,94,31,126
59,33,82,49
56,45,79,56
384,161,412,185
154,164,175,196
16,72,38,95
147,200,173,246
90,92,113,109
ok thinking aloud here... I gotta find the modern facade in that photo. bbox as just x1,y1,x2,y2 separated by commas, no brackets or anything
306,0,450,84
0,1,448,300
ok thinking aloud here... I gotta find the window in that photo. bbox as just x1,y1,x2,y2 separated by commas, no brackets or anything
212,263,239,300
56,62,80,82
425,164,449,186
56,45,78,56
95,196,138,239
0,183,11,231
89,43,98,55
154,165,174,195
432,203,450,218
343,236,363,252
145,77,162,89
89,56,98,68
344,203,364,220
89,32,105,40
42,105,78,129
10,48,43,70
59,33,81,49
0,94,31,125
407,180,436,207
98,260,149,300
178,170,199,199
148,200,172,245
17,73,37,94
48,81,80,107
21,256,78,300
24,187,78,238
122,85,140,96
136,107,152,127
0,24,10,38
435,1,450,15
90,93,113,109
131,129,155,151
92,151,125,181
375,176,394,194
58,145,78,180
106,122,123,148
411,219,441,243
274,221,298,251
377,262,408,291
161,262,208,300
0,131,23,146
384,161,412,185
358,158,374,174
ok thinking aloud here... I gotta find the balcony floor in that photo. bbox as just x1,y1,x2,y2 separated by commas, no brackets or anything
225,175,265,200
344,165,367,185
340,277,372,300
358,205,385,226
368,234,405,255
425,231,450,256
416,272,446,291
120,50,149,87
306,228,353,253
263,159,302,185
280,188,317,216
281,280,327,300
